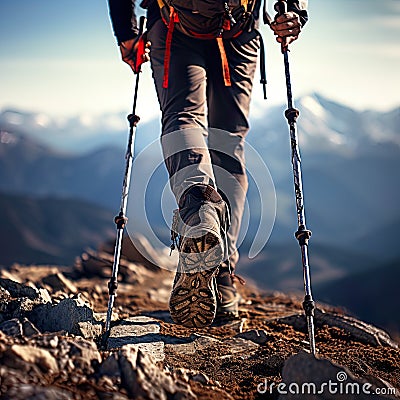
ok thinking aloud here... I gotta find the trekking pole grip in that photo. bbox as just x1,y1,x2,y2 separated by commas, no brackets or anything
274,0,287,16
138,15,146,35
274,0,288,53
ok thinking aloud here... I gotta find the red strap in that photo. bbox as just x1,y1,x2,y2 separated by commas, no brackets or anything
135,35,146,72
216,37,231,87
163,7,178,88
163,11,231,88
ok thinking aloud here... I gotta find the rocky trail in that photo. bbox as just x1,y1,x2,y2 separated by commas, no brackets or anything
0,240,399,399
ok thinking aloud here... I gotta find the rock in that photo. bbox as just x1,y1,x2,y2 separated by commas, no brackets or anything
0,278,38,300
224,337,259,356
10,344,59,373
79,249,148,285
0,318,23,337
275,309,398,349
98,354,121,377
78,250,114,278
0,285,11,304
0,317,38,339
172,368,234,399
167,334,221,355
0,269,21,282
28,296,96,335
0,262,399,400
279,352,396,400
100,233,178,272
42,272,78,294
33,333,59,349
77,321,103,339
3,385,73,400
66,337,102,373
0,283,51,324
94,310,119,323
38,288,52,303
191,372,210,385
0,317,41,339
167,333,258,362
118,345,196,400
22,317,41,337
108,316,165,362
236,329,270,345
9,297,49,319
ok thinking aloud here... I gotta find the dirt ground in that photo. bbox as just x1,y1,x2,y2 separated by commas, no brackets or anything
1,259,399,399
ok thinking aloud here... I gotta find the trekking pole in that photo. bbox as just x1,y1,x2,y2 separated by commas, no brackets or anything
275,0,316,355
101,16,147,350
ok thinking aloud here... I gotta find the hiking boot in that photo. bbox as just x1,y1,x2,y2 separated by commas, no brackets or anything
169,184,229,328
215,264,244,320
216,283,240,319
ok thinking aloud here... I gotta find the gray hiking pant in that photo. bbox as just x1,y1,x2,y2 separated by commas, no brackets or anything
147,20,260,267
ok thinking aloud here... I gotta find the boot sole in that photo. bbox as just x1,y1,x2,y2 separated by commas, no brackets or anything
169,232,223,328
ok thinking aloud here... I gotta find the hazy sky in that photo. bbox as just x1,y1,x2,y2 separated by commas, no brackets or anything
0,0,399,120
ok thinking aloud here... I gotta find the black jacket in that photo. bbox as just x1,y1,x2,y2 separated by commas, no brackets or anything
108,0,308,44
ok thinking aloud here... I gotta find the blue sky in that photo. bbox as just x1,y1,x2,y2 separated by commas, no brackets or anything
0,0,399,119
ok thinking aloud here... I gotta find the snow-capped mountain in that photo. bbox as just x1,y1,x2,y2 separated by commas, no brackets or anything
1,92,398,155
0,109,160,154
250,93,399,157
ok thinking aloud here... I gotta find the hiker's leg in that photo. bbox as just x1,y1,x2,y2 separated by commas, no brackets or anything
207,30,260,268
207,128,247,268
148,21,228,328
147,20,215,202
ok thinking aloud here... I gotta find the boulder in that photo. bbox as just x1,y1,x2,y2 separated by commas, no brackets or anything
118,345,196,400
28,296,96,335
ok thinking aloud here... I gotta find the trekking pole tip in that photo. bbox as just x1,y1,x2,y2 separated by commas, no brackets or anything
99,330,110,351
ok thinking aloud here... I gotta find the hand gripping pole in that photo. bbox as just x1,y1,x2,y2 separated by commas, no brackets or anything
275,0,316,355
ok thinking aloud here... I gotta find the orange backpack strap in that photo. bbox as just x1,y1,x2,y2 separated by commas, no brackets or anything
216,37,231,87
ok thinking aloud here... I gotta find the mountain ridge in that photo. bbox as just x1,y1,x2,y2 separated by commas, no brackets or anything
1,92,399,154
0,192,115,266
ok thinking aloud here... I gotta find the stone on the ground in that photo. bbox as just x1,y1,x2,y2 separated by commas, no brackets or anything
236,329,270,345
98,353,120,377
4,385,73,400
66,337,102,373
275,309,398,349
167,334,222,355
0,278,38,299
224,336,259,355
0,318,41,338
108,316,165,362
22,317,41,337
42,272,78,294
77,321,103,339
118,345,196,400
28,296,96,335
0,318,23,337
9,344,59,373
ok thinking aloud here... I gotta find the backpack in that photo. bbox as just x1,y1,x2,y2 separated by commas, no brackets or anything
156,0,258,40
149,0,266,92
